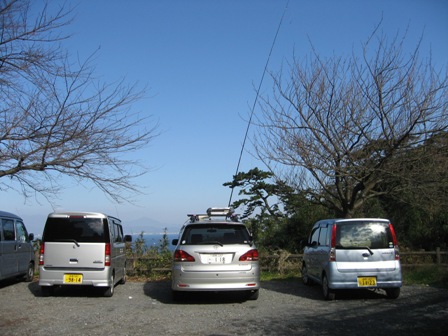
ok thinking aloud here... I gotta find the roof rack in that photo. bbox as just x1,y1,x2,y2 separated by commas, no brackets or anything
187,207,239,223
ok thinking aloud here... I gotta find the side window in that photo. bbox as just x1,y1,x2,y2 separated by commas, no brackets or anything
318,226,329,246
16,221,29,242
309,227,320,246
114,224,123,242
2,219,15,241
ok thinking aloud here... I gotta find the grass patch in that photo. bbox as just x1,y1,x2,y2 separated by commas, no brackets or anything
261,270,300,282
402,265,448,288
260,266,448,288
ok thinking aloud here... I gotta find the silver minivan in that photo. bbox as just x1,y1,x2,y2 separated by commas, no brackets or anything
39,212,131,297
302,218,402,300
171,207,260,301
0,211,35,282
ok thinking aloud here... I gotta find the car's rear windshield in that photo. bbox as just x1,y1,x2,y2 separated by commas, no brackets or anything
43,217,109,243
336,221,393,249
180,224,251,245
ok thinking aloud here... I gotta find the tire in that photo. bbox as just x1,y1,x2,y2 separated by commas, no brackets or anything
24,262,34,282
119,266,127,285
322,274,336,300
172,290,184,302
246,289,259,301
103,274,115,297
385,287,400,299
40,286,54,297
301,263,312,286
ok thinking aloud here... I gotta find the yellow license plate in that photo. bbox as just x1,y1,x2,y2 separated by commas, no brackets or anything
357,277,377,287
63,274,83,284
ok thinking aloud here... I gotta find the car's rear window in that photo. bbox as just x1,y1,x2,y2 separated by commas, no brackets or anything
336,221,393,249
43,217,109,243
180,224,251,245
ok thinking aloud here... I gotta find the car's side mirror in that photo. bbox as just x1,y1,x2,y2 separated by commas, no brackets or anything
172,239,179,246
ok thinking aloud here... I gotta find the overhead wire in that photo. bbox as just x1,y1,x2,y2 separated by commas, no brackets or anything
228,0,289,207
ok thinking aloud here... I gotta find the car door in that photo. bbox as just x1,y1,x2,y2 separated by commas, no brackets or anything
0,218,18,278
15,220,33,274
306,226,321,278
111,221,126,280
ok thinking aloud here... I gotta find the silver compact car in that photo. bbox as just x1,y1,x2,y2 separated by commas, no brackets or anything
302,218,402,300
171,207,260,301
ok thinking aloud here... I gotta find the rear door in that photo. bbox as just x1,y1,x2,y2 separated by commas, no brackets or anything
180,223,254,273
42,216,107,270
335,220,398,272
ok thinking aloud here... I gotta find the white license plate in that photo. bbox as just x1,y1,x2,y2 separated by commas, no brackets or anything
201,254,231,264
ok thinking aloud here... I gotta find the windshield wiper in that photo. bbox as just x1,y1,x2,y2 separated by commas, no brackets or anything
54,239,80,247
200,241,224,247
362,246,374,255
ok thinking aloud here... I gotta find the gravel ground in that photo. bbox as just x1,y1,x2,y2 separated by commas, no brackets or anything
0,278,447,336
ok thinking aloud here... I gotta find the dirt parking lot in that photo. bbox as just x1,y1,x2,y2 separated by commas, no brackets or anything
0,278,447,335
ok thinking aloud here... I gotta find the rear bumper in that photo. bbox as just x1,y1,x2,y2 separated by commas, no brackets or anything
171,264,260,291
327,263,402,289
38,267,113,287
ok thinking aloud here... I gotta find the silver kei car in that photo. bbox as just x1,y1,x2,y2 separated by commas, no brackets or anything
171,207,260,301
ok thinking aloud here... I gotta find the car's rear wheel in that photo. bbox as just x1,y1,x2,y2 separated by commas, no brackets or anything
246,289,259,300
301,263,312,285
104,274,115,297
322,274,336,300
40,286,54,297
385,287,400,299
172,290,185,301
24,262,34,282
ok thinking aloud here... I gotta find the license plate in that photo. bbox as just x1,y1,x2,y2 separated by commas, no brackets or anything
200,254,231,264
357,277,377,287
208,254,225,264
63,274,83,284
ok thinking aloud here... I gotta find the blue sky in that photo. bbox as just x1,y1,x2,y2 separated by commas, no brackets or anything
1,0,447,235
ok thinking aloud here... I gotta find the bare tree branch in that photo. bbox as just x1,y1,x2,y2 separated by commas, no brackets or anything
0,0,159,204
253,24,448,217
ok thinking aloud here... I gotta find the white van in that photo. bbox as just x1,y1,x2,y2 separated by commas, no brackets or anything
302,218,402,300
0,211,35,282
39,212,132,297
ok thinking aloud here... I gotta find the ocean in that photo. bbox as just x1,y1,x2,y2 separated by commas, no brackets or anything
130,233,178,251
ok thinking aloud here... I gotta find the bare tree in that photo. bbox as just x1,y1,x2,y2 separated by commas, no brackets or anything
254,24,448,218
0,0,158,204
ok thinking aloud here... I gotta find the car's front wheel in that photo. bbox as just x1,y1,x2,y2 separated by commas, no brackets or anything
301,263,312,286
119,266,127,285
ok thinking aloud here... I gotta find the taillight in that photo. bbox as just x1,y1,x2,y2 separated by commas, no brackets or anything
239,249,259,261
105,243,111,266
330,224,337,262
389,223,400,260
39,243,45,266
174,250,195,262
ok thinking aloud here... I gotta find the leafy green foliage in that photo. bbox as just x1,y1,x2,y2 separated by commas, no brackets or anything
128,228,172,278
